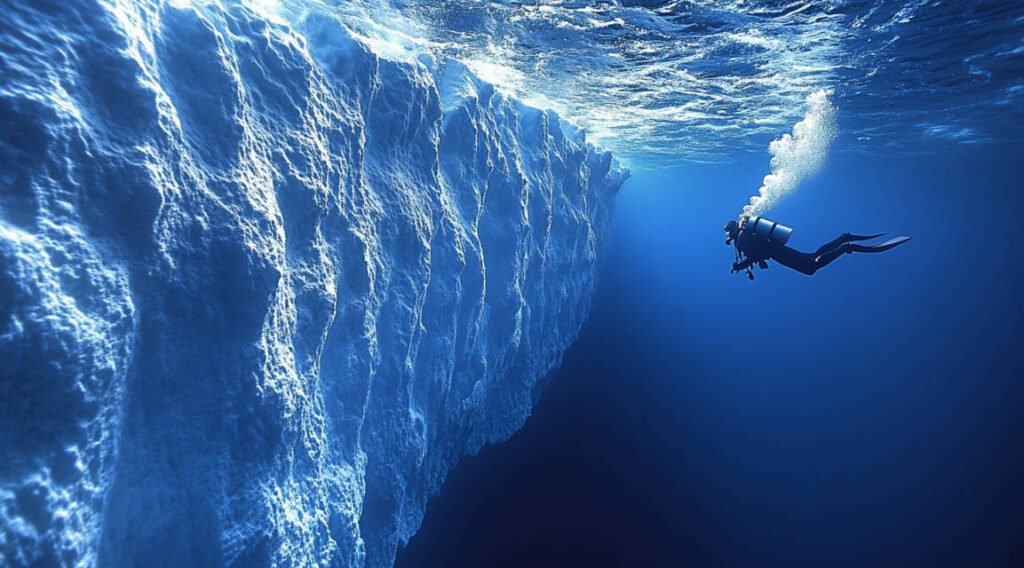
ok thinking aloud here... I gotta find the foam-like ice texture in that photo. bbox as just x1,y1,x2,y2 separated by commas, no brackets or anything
0,2,625,566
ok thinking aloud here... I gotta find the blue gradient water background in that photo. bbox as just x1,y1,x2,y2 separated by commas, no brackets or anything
399,138,1024,566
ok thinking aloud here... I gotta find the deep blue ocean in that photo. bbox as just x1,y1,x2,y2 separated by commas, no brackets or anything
400,142,1024,566
2,0,1023,566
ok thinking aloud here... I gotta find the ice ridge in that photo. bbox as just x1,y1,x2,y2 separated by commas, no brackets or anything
0,1,626,566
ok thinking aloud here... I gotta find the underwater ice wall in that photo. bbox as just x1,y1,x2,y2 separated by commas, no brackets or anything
0,1,625,566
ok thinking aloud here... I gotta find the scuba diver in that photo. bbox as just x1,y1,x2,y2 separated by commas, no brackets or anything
725,216,910,279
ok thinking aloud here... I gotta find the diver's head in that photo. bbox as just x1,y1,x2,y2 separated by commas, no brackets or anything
724,220,739,241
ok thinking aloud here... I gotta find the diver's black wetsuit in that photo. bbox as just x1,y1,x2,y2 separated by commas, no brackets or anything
731,229,908,276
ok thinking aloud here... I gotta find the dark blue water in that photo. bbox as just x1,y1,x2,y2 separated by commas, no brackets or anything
398,142,1024,565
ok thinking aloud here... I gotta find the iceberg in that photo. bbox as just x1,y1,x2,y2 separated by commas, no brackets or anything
0,1,625,566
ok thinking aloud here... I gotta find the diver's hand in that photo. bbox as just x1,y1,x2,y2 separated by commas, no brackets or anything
731,262,741,273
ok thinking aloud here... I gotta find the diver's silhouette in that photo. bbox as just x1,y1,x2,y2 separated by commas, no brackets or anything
725,216,910,279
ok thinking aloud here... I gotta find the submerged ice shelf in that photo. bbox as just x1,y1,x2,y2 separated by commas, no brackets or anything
0,1,626,566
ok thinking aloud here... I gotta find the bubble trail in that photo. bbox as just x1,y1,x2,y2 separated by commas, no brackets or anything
741,90,838,219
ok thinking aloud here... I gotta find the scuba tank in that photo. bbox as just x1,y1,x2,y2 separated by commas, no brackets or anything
742,216,793,245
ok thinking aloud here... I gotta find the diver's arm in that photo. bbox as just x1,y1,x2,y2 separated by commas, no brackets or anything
732,256,754,273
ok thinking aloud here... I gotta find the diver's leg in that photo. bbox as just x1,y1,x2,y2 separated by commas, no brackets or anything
810,237,911,272
813,234,849,256
813,232,887,256
810,245,849,271
770,246,819,275
776,244,853,275
773,238,910,276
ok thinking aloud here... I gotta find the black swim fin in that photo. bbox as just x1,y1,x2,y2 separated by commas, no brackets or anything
845,232,887,242
848,236,911,253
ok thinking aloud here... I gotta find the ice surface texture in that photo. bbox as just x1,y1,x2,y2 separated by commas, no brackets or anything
0,1,625,566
